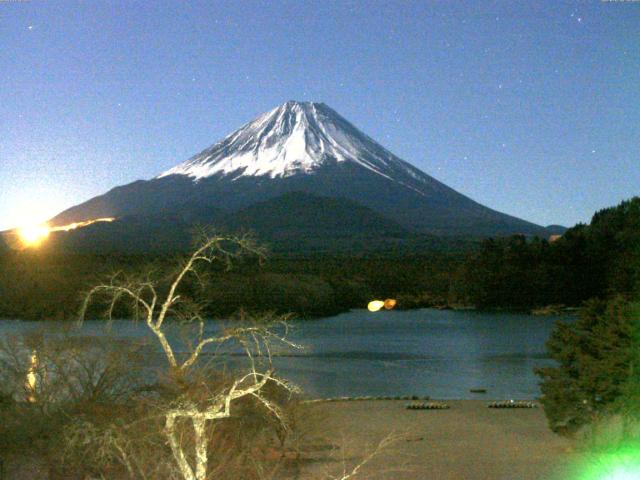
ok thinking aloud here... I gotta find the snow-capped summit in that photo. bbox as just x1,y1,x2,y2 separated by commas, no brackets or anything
158,101,421,183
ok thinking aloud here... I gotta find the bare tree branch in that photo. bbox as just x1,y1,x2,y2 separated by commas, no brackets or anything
80,233,297,480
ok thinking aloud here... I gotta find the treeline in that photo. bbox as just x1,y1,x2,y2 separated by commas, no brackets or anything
452,197,640,309
0,249,462,321
2,197,638,321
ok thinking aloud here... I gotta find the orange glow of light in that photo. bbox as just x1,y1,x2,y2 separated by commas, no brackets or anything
52,217,115,232
384,299,397,310
17,224,50,247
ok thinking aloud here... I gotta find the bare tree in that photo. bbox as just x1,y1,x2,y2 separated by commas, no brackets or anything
80,233,303,480
80,233,268,371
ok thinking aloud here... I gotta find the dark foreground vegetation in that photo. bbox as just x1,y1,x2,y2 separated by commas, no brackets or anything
0,235,388,479
0,331,327,479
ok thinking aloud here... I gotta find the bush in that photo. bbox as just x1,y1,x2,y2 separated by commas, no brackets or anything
0,328,302,479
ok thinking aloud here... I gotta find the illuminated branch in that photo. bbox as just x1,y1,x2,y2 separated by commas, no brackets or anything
80,233,268,371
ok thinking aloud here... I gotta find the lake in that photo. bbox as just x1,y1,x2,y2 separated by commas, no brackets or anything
0,309,569,399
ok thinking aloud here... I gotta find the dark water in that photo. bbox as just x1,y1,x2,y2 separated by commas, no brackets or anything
0,309,569,399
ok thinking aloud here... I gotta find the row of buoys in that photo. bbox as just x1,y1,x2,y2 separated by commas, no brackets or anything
488,400,538,409
367,298,397,312
406,400,538,410
303,398,539,409
406,401,450,410
303,395,430,403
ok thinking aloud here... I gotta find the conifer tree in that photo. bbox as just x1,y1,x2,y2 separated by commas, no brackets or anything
537,297,638,435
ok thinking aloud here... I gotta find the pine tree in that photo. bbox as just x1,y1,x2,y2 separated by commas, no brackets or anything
536,297,638,435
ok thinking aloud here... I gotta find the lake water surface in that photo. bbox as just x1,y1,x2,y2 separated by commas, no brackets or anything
0,309,569,399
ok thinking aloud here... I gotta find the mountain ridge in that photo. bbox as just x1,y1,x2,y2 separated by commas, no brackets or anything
50,101,554,240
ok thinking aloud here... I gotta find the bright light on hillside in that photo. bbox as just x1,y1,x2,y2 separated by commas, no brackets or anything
14,217,116,248
17,223,50,247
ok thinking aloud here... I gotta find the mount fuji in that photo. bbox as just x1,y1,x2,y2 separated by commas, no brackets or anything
49,101,553,251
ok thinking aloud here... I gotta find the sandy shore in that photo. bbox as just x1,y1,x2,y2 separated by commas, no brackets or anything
299,399,579,480
1,400,579,479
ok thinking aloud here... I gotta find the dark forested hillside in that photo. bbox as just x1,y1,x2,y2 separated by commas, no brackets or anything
452,197,640,309
0,248,463,320
26,192,475,255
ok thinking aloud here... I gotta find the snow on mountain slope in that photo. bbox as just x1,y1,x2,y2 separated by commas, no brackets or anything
158,101,424,186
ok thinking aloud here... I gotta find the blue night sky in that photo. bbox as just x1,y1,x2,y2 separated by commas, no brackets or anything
1,0,638,230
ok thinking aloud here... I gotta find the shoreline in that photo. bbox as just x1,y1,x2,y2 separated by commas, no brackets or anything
302,395,540,403
0,302,580,322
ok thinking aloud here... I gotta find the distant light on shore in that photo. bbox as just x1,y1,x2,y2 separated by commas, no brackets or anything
384,299,397,310
367,299,396,312
367,300,385,312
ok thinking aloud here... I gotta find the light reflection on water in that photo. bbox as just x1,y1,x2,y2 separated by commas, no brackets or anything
0,309,571,399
